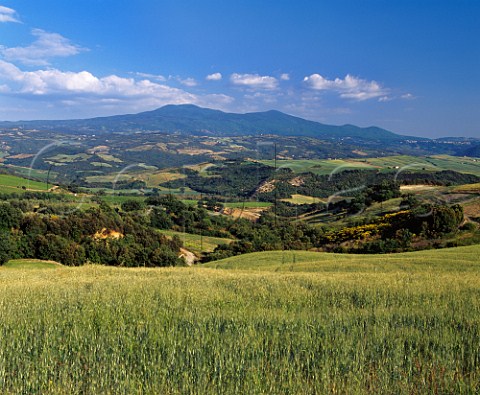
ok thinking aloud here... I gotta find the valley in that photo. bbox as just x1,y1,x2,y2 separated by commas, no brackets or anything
1,108,479,264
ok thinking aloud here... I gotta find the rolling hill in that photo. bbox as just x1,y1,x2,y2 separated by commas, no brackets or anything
203,245,480,271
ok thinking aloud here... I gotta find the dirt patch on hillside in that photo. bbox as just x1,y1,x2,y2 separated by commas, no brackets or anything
256,180,276,193
94,228,124,240
222,207,267,221
177,148,214,156
289,177,305,187
352,150,368,156
463,198,480,219
179,248,197,266
87,145,110,154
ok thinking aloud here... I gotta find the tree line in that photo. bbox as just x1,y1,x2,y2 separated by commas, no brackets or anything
0,190,473,266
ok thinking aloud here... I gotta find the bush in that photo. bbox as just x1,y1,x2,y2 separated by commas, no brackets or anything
460,222,477,231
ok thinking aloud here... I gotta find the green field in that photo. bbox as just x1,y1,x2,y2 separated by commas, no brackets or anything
96,153,123,163
453,183,480,193
282,194,324,204
354,155,439,170
357,196,403,216
355,155,480,176
3,259,61,269
85,174,132,183
223,201,272,208
7,166,51,182
46,153,91,163
144,170,186,187
205,244,479,271
0,173,49,193
261,158,376,175
91,162,113,168
180,199,199,206
179,200,272,209
160,230,234,253
300,196,404,227
1,245,480,393
260,155,480,176
99,194,147,205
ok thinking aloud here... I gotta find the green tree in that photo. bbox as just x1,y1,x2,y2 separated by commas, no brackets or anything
121,199,145,212
0,231,12,265
430,205,463,235
0,203,22,231
150,208,174,229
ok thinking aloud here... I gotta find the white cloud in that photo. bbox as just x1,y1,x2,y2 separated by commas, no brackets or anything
303,73,387,101
178,77,197,87
230,73,278,90
0,5,20,23
206,72,222,81
244,91,278,104
280,73,290,81
401,93,415,100
0,60,234,113
196,93,234,107
0,60,188,97
0,28,87,66
134,72,166,82
168,75,198,87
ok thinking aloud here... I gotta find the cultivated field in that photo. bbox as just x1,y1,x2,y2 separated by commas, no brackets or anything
260,158,376,175
261,155,480,176
1,245,480,394
356,155,480,176
0,173,49,193
160,230,234,254
281,193,323,204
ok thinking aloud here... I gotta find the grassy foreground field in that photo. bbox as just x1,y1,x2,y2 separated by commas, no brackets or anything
1,245,480,394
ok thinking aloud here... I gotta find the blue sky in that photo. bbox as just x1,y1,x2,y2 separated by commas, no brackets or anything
0,1,478,137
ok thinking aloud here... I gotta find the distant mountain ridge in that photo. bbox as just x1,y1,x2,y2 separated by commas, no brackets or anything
0,104,415,142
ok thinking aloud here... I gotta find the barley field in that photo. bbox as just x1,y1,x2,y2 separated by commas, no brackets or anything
1,245,480,394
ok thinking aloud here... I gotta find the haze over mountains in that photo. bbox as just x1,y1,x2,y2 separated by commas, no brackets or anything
1,104,417,142
2,105,479,161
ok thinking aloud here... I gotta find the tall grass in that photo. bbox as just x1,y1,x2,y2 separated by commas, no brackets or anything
1,246,480,393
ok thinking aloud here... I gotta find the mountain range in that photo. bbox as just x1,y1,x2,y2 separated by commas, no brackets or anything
1,104,417,142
